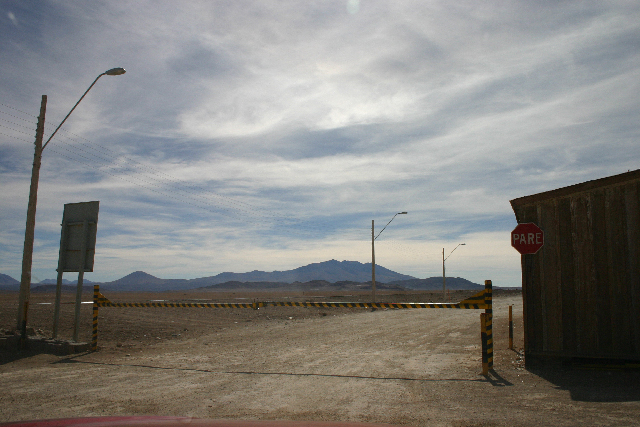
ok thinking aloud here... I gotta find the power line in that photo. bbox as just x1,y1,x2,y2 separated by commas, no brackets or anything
0,105,276,223
0,103,36,119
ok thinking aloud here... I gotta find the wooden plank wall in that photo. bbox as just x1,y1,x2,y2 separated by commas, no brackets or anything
512,177,640,363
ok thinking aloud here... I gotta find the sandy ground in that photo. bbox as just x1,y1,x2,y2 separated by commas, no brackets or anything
1,289,639,427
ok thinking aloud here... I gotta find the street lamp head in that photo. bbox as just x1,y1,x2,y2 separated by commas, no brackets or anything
104,67,126,76
461,243,466,245
399,212,408,215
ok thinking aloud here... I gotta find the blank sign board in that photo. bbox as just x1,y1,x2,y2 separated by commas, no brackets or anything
59,201,99,272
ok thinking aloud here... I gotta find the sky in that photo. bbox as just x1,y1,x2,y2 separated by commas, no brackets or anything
1,1,639,287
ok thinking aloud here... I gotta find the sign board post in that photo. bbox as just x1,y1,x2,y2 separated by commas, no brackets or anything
52,201,99,341
511,222,544,255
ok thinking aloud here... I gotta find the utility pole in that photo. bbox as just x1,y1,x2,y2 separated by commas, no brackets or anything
15,66,126,338
442,243,465,301
371,212,407,303
442,248,445,301
371,220,376,303
17,95,47,335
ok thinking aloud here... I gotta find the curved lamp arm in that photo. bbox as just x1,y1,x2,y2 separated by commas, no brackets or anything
444,243,466,261
42,67,126,150
375,211,407,240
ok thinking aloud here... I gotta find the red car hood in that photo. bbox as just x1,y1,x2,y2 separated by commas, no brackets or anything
0,418,409,427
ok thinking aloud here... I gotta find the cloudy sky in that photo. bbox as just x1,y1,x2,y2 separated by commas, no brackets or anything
1,1,639,286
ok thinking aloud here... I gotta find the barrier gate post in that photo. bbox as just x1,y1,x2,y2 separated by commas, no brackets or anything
509,305,513,350
481,313,488,375
484,280,493,369
92,284,99,351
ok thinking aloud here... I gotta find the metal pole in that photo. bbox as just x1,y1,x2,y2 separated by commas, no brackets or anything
442,243,465,301
371,220,376,303
52,219,68,338
91,285,99,351
481,313,488,375
442,248,446,301
509,305,514,350
484,279,493,369
15,69,125,336
371,212,406,303
17,95,47,334
73,220,88,342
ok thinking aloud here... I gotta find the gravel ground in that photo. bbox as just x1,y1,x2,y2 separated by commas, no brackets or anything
1,289,639,427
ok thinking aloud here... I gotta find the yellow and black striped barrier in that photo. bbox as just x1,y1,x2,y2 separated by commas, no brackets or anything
262,300,488,309
92,294,489,310
92,287,99,351
97,301,260,309
91,280,494,372
481,313,489,375
483,280,493,371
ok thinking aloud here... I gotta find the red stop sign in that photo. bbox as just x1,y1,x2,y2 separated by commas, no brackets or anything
511,223,544,254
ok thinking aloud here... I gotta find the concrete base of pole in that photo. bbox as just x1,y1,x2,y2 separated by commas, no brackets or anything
0,334,90,355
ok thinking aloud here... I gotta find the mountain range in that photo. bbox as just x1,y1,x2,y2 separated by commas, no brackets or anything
0,260,483,292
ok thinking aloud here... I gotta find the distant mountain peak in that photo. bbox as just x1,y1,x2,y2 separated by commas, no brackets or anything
0,273,19,286
114,271,163,285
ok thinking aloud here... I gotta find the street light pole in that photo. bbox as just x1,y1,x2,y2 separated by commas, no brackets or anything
16,95,47,337
16,68,126,335
371,220,375,302
371,212,407,303
442,243,465,300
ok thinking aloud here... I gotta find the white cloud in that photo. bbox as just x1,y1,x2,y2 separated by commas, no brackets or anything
1,1,639,284
7,11,18,27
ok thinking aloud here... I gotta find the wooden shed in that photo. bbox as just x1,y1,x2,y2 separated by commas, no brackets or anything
510,169,640,365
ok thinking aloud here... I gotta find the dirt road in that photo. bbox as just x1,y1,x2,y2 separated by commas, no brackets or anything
1,291,639,426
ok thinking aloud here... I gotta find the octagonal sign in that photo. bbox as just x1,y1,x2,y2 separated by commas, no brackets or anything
511,223,544,255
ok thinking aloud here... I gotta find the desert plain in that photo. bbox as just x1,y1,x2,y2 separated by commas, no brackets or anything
1,289,639,427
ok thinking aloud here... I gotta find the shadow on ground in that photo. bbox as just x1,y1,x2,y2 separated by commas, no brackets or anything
529,362,640,402
0,335,89,364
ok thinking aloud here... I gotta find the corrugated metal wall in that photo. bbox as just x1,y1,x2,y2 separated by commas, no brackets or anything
510,170,640,364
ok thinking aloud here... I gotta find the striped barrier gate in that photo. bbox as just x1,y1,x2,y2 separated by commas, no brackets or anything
92,280,493,371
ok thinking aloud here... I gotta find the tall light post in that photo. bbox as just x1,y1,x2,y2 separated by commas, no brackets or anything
442,243,465,300
16,68,126,335
372,212,407,302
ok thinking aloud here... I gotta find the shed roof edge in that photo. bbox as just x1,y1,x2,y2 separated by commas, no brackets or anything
510,168,640,207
